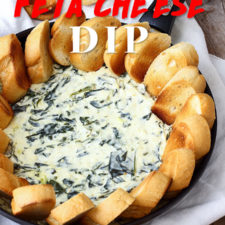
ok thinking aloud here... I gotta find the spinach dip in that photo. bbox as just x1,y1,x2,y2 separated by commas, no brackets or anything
4,65,171,206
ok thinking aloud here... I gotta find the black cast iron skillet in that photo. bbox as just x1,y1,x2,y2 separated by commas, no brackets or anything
0,1,217,224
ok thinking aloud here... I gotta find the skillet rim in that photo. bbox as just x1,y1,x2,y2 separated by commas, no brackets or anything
0,23,218,225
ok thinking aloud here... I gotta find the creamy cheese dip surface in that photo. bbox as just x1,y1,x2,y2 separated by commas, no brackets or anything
4,65,171,205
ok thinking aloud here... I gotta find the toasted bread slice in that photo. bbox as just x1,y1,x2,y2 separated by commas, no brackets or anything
19,178,30,186
121,171,171,219
164,66,206,93
80,188,134,225
49,12,86,66
0,153,13,173
0,129,10,154
70,17,121,72
19,177,30,187
163,125,194,160
0,168,29,197
47,193,94,225
0,34,30,103
152,81,196,124
177,115,211,160
144,42,199,96
125,32,171,83
104,22,150,75
82,0,97,5
174,93,216,129
159,148,195,192
164,115,211,160
25,20,53,84
11,184,55,220
122,206,152,220
0,95,13,129
25,0,57,20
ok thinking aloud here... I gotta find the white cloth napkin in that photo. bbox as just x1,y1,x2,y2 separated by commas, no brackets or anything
0,1,225,225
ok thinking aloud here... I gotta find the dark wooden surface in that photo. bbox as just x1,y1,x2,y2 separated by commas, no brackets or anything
212,217,225,225
186,0,225,59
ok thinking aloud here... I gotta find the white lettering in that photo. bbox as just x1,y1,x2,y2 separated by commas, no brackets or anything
71,26,98,53
106,26,116,53
125,26,148,53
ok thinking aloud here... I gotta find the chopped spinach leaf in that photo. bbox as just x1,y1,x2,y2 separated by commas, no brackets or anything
47,180,65,195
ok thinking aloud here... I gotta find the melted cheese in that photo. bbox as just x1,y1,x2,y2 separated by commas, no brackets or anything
4,65,171,205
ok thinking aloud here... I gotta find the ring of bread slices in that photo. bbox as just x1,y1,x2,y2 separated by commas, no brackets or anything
0,12,216,225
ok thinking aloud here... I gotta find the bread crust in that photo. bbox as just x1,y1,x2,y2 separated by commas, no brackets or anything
125,32,171,83
80,188,134,225
0,95,13,129
0,34,30,103
25,0,57,21
159,148,195,192
163,190,181,199
25,20,53,84
0,168,29,197
49,12,86,66
152,81,196,124
144,42,199,96
121,171,171,219
104,22,151,75
174,93,216,129
70,17,121,72
11,184,56,220
164,115,211,160
164,66,206,93
0,128,10,154
177,115,211,160
47,193,94,225
121,205,152,219
163,124,195,160
0,153,13,173
82,0,97,5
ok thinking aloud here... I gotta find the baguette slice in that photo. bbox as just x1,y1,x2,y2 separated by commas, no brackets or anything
0,129,10,153
49,12,86,66
80,188,134,225
152,81,196,124
0,168,29,197
177,115,211,159
144,42,199,96
125,32,171,83
12,184,55,220
121,171,171,219
0,34,30,103
0,153,13,173
25,20,53,84
25,0,57,20
164,115,211,160
164,66,206,93
0,95,13,129
104,22,150,75
47,193,94,225
162,124,194,160
159,148,195,192
174,93,216,129
70,17,121,72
